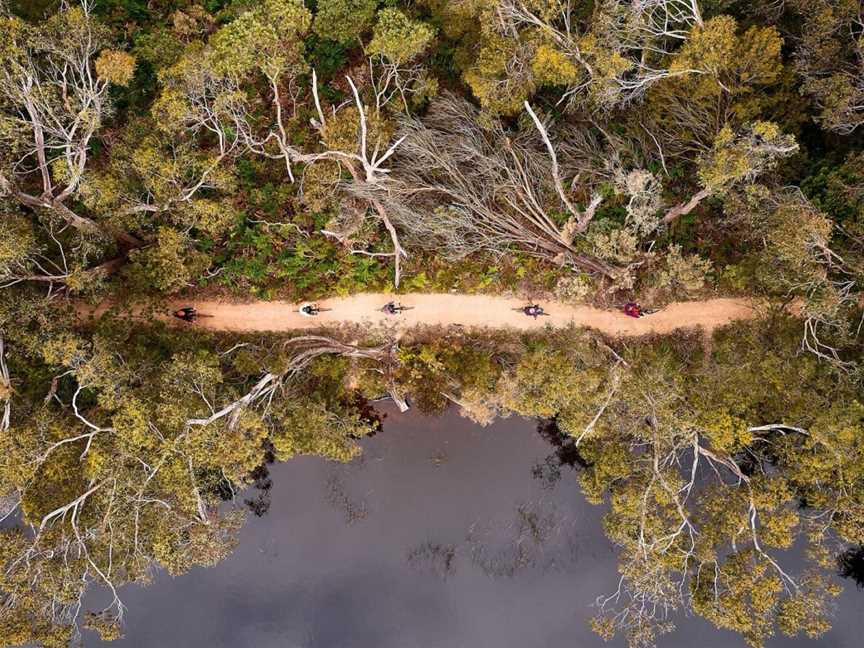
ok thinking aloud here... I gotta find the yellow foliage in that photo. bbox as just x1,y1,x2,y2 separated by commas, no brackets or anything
321,106,395,154
670,17,782,94
210,0,310,80
367,8,436,65
699,410,753,453
698,122,797,193
531,44,580,86
464,33,535,117
94,49,136,86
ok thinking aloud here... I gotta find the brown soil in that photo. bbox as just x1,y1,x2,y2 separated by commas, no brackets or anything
84,294,757,337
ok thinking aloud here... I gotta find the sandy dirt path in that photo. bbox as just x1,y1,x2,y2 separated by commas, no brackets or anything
103,294,757,337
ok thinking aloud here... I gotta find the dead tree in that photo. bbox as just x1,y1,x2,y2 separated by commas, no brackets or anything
494,0,704,108
282,335,409,411
0,334,10,433
186,335,405,432
383,93,617,277
241,69,408,285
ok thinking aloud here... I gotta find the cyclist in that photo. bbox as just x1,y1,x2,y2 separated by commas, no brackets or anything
173,306,197,322
623,302,642,318
382,301,413,315
299,302,321,317
523,304,546,319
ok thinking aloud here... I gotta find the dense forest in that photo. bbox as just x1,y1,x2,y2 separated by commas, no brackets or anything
1,1,863,646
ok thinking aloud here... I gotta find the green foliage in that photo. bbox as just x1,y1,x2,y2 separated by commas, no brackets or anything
304,33,348,79
313,0,378,44
2,2,864,643
126,227,210,293
367,8,436,65
651,244,712,298
802,151,864,224
210,0,311,80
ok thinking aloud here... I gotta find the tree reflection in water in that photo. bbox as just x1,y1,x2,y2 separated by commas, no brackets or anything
838,545,864,589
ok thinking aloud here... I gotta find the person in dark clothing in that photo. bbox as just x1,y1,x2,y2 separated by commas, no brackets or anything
523,304,545,318
299,303,320,316
173,306,197,322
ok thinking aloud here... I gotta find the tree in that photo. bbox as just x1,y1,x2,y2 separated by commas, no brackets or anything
0,1,139,246
367,9,437,67
574,332,848,647
0,205,123,295
81,123,241,240
0,212,37,285
0,326,250,646
125,227,209,294
791,0,864,135
661,122,798,226
313,0,378,44
210,0,310,82
725,185,862,366
415,322,857,648
462,0,705,117
387,94,617,277
645,15,784,156
365,8,439,112
167,2,415,285
149,43,249,186
0,319,399,645
207,0,311,182
650,244,712,298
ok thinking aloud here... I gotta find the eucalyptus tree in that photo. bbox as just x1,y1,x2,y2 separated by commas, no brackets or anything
462,0,705,117
0,0,137,246
435,323,859,647
0,322,393,645
791,0,864,135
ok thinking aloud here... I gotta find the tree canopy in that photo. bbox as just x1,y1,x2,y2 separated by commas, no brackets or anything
1,1,864,646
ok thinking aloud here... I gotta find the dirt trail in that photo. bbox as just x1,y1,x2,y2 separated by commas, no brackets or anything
95,294,757,337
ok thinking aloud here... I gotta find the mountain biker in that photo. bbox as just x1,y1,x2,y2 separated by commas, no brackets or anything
623,302,642,318
382,301,413,315
173,306,197,322
523,304,545,319
299,302,321,317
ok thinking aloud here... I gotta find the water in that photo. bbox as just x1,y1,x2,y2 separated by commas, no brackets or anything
87,407,863,648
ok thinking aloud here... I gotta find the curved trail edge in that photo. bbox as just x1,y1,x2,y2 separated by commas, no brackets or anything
83,294,759,337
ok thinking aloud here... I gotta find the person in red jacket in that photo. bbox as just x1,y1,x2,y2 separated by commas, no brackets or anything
623,302,642,318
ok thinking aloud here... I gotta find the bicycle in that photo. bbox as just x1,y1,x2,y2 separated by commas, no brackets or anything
621,302,660,318
513,305,550,319
297,303,332,317
381,302,414,315
172,307,213,323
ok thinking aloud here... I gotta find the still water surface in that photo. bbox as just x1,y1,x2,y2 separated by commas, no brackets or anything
89,407,862,648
